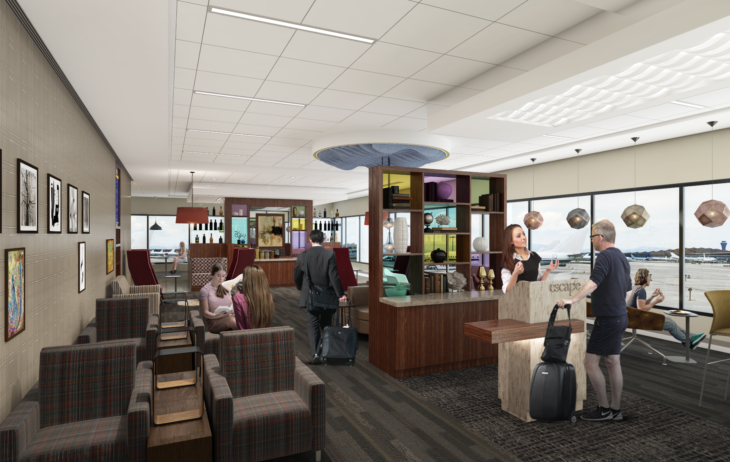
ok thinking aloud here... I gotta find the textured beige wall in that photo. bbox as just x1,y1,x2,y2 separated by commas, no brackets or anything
316,196,368,218
0,2,131,422
132,196,188,216
500,128,730,200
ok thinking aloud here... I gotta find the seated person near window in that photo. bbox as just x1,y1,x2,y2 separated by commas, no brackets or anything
628,268,706,349
198,263,237,333
232,265,274,330
501,224,558,292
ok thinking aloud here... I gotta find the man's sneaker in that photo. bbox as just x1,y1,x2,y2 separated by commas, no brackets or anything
611,409,623,421
580,406,614,421
690,333,706,350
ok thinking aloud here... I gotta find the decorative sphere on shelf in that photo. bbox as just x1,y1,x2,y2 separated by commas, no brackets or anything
473,237,488,253
431,248,447,263
424,213,434,225
566,208,590,229
437,183,452,201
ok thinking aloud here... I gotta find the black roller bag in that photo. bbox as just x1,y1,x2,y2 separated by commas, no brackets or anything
529,304,577,423
317,299,358,367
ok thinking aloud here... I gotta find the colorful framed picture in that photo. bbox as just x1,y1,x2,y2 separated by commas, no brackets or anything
17,159,39,233
257,214,284,248
5,248,26,342
48,174,62,233
82,191,90,234
79,242,86,293
106,239,114,274
68,184,78,233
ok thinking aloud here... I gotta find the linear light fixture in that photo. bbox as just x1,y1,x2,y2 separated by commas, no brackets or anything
210,7,375,44
184,150,250,157
542,134,573,140
671,100,705,109
194,90,305,107
186,129,271,138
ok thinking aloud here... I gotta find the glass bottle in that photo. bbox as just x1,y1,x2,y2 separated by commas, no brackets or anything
195,234,199,243
336,209,340,218
218,236,223,244
212,206,216,216
219,207,223,216
323,209,327,218
210,233,213,244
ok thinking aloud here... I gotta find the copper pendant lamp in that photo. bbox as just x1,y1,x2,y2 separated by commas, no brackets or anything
524,158,543,230
621,137,650,228
566,149,590,229
695,121,729,228
175,172,209,225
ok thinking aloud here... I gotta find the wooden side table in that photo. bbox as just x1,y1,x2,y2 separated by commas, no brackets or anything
148,372,212,462
156,336,194,375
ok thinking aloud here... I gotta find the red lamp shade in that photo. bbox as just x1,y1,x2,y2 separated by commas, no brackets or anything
175,207,208,224
364,211,389,226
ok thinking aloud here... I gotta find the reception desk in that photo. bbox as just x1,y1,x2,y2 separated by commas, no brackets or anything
254,258,297,287
373,291,503,378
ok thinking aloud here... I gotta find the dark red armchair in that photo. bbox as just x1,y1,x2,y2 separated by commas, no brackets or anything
333,247,358,294
229,248,255,280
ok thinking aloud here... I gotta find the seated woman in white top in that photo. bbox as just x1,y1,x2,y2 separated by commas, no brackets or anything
501,224,558,292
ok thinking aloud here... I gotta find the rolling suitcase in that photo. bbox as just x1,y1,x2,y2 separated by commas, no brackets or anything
529,304,577,423
318,299,358,367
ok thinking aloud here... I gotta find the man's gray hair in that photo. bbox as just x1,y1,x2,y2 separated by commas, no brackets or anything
593,219,616,244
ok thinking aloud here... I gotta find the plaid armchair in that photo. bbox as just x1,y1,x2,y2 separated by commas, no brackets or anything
190,310,220,357
203,327,325,462
0,341,153,462
78,297,159,363
191,257,227,291
112,275,161,315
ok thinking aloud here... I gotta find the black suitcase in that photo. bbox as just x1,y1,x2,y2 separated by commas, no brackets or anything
318,299,358,367
529,361,577,423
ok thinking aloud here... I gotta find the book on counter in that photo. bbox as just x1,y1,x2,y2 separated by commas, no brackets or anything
384,187,411,208
424,273,448,294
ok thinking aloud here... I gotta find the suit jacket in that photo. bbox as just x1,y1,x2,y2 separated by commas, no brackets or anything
294,245,344,308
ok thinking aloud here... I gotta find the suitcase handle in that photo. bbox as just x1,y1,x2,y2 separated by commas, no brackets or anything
548,304,571,329
336,298,352,327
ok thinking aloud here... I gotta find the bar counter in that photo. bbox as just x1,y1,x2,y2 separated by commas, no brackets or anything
253,257,297,287
380,290,504,307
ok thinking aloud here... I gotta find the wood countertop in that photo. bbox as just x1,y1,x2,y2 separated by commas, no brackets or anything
254,257,298,262
380,290,504,307
464,318,585,344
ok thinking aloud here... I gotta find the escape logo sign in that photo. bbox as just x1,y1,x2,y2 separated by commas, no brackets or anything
549,282,581,293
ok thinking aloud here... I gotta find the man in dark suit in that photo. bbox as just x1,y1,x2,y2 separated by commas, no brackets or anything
294,229,347,363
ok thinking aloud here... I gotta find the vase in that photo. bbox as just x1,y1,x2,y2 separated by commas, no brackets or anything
431,248,447,263
394,217,408,253
437,182,452,201
473,236,488,252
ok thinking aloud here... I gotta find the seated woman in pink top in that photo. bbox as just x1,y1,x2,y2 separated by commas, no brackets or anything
198,263,236,333
232,265,274,330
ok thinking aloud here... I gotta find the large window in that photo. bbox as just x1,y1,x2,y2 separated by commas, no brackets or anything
360,216,369,264
131,215,148,249
132,214,189,263
507,201,529,249
345,216,360,261
684,183,730,314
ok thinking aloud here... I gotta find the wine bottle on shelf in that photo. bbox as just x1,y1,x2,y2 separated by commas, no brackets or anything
195,234,199,243
212,206,216,216
193,223,197,230
210,233,213,244
336,209,340,218
219,236,223,244
330,208,334,218
219,207,223,217
220,221,224,232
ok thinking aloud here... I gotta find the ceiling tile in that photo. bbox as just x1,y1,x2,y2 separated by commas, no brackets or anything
175,40,201,69
267,137,311,147
172,128,186,138
183,145,221,154
176,2,207,42
281,31,371,68
521,136,567,146
296,105,355,122
411,55,493,86
184,138,226,148
174,67,196,89
680,86,730,108
627,104,700,121
187,119,237,132
585,114,653,129
286,118,337,131
258,144,300,154
191,92,252,111
225,137,269,147
267,58,346,88
308,90,376,111
188,106,243,123
351,42,440,78
202,12,295,55
185,131,230,141
467,139,510,149
380,4,490,54
232,124,281,136
194,71,263,97
210,0,316,23
303,0,415,39
197,44,278,79
361,97,424,116
500,0,600,36
247,101,305,117
239,113,293,128
174,88,193,106
449,23,548,64
173,104,190,118
173,117,188,128
215,156,250,164
383,79,452,102
452,146,490,154
276,128,324,140
382,117,428,131
551,126,607,138
255,81,323,105
328,69,404,96
420,0,526,20
335,112,399,129
500,37,583,71
555,10,632,44
573,0,639,12
183,0,210,6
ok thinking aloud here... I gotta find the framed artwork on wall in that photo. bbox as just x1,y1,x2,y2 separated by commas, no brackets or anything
82,191,90,234
79,242,86,293
5,248,26,342
257,214,284,248
17,159,39,233
48,174,62,233
68,184,78,233
106,239,114,274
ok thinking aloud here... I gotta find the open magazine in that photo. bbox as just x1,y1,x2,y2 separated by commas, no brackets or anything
214,305,233,315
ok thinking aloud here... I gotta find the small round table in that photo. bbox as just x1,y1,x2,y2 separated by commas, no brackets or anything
165,274,181,292
664,310,699,364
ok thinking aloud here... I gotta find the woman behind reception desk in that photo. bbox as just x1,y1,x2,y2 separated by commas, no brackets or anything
501,224,558,292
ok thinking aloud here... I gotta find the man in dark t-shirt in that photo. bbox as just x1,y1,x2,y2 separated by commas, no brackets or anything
557,219,631,422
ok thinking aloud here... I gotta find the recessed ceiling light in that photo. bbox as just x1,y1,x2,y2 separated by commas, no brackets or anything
210,7,375,44
187,128,271,137
542,134,573,140
194,91,305,107
670,100,705,109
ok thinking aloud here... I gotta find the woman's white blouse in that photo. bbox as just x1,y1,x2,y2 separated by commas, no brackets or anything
500,252,543,287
